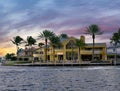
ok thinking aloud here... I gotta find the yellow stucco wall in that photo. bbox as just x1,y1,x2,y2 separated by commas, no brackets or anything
33,36,107,62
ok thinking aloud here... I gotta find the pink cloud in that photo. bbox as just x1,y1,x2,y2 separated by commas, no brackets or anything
96,16,120,32
100,25,117,32
59,27,85,36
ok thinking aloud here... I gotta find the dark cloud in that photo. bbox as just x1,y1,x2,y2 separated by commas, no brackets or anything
0,0,120,56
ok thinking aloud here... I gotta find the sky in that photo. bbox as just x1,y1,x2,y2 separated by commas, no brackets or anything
0,0,120,56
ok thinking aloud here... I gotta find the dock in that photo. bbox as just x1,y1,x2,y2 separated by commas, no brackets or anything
14,62,112,66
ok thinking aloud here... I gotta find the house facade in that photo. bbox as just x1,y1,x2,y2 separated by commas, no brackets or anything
33,36,107,63
107,47,120,60
17,47,36,61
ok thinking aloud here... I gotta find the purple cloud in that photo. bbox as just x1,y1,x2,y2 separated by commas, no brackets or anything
0,0,120,56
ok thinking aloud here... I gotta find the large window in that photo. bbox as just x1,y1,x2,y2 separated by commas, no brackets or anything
85,47,103,50
66,52,78,60
55,45,63,49
34,51,43,54
66,40,75,49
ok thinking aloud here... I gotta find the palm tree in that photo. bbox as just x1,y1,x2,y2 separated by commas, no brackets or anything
75,39,85,64
11,36,23,56
38,30,55,62
85,24,103,61
49,35,60,63
38,42,44,62
25,36,36,63
26,36,36,56
110,32,120,65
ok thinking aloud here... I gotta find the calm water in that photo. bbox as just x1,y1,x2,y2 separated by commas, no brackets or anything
0,66,120,91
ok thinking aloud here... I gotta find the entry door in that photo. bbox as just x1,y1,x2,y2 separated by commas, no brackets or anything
58,55,63,60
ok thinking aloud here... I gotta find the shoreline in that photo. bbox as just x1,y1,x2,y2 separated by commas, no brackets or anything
13,63,114,66
2,60,120,66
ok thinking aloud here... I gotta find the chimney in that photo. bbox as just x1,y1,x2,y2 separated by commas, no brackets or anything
80,35,85,43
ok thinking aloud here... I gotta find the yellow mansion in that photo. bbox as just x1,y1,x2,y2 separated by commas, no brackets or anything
33,36,107,63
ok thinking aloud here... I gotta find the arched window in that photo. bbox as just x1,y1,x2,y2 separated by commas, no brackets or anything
66,40,75,49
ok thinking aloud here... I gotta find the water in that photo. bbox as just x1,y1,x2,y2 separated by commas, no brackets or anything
0,66,120,91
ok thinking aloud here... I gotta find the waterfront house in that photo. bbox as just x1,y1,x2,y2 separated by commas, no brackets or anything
33,36,107,64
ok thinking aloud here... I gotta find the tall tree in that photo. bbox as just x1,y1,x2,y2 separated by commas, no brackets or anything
5,53,15,61
85,24,103,61
75,39,85,63
26,36,36,56
49,35,60,63
110,32,120,65
38,30,55,62
38,42,44,61
25,36,36,63
26,36,36,47
11,36,23,56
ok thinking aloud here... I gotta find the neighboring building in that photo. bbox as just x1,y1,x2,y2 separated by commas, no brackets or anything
17,47,36,61
0,57,5,62
33,48,44,62
107,47,120,60
33,36,107,63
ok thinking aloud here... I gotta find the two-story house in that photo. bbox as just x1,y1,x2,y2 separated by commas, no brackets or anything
33,36,107,63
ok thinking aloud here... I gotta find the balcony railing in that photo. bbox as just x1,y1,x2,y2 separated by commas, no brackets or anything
81,50,102,54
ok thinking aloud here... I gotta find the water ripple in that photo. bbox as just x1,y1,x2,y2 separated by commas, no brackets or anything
0,66,119,91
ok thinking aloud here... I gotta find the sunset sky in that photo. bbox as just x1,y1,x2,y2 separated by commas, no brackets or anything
0,0,120,56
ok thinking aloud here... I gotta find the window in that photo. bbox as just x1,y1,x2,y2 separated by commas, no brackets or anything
40,51,43,54
55,46,63,49
85,48,92,50
66,52,78,60
66,40,75,49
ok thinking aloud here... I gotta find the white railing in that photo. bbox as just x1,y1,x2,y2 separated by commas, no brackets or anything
81,50,102,54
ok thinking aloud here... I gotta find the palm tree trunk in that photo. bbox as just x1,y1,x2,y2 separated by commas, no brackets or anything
31,45,34,64
78,47,80,64
92,34,95,61
40,47,42,64
45,38,47,62
16,45,19,61
16,45,19,56
114,46,117,65
80,48,81,64
52,46,55,63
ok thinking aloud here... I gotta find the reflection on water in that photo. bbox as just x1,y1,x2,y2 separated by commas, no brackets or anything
0,66,120,91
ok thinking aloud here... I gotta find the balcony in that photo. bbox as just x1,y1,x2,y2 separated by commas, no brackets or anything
81,50,102,54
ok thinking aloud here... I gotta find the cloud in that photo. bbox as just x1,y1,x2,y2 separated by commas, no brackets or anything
0,47,16,56
0,0,120,56
59,27,84,36
0,0,17,13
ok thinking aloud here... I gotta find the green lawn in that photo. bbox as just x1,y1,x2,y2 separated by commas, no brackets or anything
3,60,32,66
